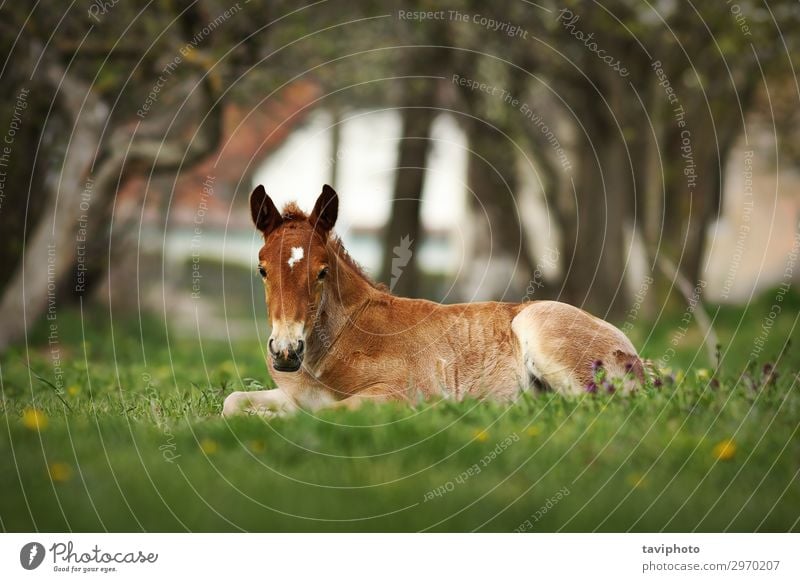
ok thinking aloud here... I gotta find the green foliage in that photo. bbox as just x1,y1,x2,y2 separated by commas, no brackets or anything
0,289,797,531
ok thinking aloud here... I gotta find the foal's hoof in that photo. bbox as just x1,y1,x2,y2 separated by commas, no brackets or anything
222,391,283,418
222,391,247,417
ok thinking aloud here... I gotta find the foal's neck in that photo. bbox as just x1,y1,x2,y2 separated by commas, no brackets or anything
306,243,381,371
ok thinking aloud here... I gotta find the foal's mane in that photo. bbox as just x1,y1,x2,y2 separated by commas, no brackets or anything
280,202,388,293
329,235,389,293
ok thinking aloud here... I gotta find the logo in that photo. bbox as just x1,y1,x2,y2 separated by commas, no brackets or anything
390,235,414,292
20,542,45,570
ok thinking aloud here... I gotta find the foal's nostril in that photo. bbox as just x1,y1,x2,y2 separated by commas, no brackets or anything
268,338,277,357
296,340,304,356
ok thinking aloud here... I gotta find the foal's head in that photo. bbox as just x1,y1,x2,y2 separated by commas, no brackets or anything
250,184,339,372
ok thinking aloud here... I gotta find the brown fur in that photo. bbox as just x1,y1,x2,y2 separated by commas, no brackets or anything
223,186,643,417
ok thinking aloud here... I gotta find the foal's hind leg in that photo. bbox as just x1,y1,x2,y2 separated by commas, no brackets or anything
222,388,297,417
512,301,643,395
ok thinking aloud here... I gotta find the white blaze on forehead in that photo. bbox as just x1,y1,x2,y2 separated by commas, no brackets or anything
287,246,304,269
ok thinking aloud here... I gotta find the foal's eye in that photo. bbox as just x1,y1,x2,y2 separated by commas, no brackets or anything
257,266,267,279
317,266,329,280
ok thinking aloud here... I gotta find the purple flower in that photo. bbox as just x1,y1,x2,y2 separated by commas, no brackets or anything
653,377,663,388
604,381,615,394
591,360,604,373
585,381,598,394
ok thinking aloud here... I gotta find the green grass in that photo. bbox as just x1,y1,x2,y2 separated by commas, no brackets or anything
0,289,798,532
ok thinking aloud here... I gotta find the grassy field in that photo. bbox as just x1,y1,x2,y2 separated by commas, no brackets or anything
1,288,798,532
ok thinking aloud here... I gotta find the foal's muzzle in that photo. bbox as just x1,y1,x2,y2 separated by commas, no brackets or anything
269,338,304,372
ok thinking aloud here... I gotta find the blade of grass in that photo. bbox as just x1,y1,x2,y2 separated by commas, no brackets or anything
24,362,73,412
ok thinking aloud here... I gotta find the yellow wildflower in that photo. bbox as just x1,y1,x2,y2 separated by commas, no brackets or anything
22,408,48,431
526,426,541,437
473,429,489,442
626,473,647,489
248,440,266,453
67,385,80,396
713,439,737,461
48,462,73,483
200,438,218,454
695,369,713,383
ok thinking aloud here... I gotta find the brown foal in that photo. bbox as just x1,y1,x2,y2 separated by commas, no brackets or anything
222,185,643,417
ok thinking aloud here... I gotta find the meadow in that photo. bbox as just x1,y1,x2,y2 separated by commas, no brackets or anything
1,288,798,532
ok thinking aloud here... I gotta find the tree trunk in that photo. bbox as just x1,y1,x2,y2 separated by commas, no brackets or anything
0,58,225,350
380,103,436,297
562,114,629,319
643,82,665,253
681,142,718,285
664,96,745,285
60,4,230,303
0,64,108,350
448,60,545,301
516,84,571,299
64,71,225,300
0,46,53,293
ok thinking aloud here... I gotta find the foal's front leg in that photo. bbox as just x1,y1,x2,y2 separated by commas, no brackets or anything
222,388,297,418
324,383,406,411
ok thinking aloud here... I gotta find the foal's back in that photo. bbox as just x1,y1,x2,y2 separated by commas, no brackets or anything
351,295,642,399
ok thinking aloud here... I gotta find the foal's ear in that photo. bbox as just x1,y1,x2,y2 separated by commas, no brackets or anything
250,185,282,236
308,184,338,233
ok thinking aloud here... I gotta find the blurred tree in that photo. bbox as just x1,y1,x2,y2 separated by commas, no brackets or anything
379,41,450,297
456,69,542,300
650,1,771,285
452,4,574,303
463,0,800,316
0,34,56,293
379,85,437,298
0,0,270,349
1,0,799,351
